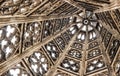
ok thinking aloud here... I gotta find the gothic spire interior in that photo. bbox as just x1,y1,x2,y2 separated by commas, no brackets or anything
0,0,120,76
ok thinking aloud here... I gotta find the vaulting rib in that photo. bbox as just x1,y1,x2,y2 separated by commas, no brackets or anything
0,15,75,25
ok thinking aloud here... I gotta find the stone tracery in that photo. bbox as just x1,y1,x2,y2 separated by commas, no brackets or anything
0,0,120,76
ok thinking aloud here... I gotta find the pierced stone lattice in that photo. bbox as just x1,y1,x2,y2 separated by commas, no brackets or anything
44,41,60,62
86,56,106,73
26,51,51,76
0,0,46,15
0,25,20,63
23,22,41,49
60,57,80,73
2,62,30,76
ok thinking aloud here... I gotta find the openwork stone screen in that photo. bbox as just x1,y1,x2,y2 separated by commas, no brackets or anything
0,0,120,76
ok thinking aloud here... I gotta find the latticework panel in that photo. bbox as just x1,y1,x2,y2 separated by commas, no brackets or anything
0,0,120,76
0,24,21,63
